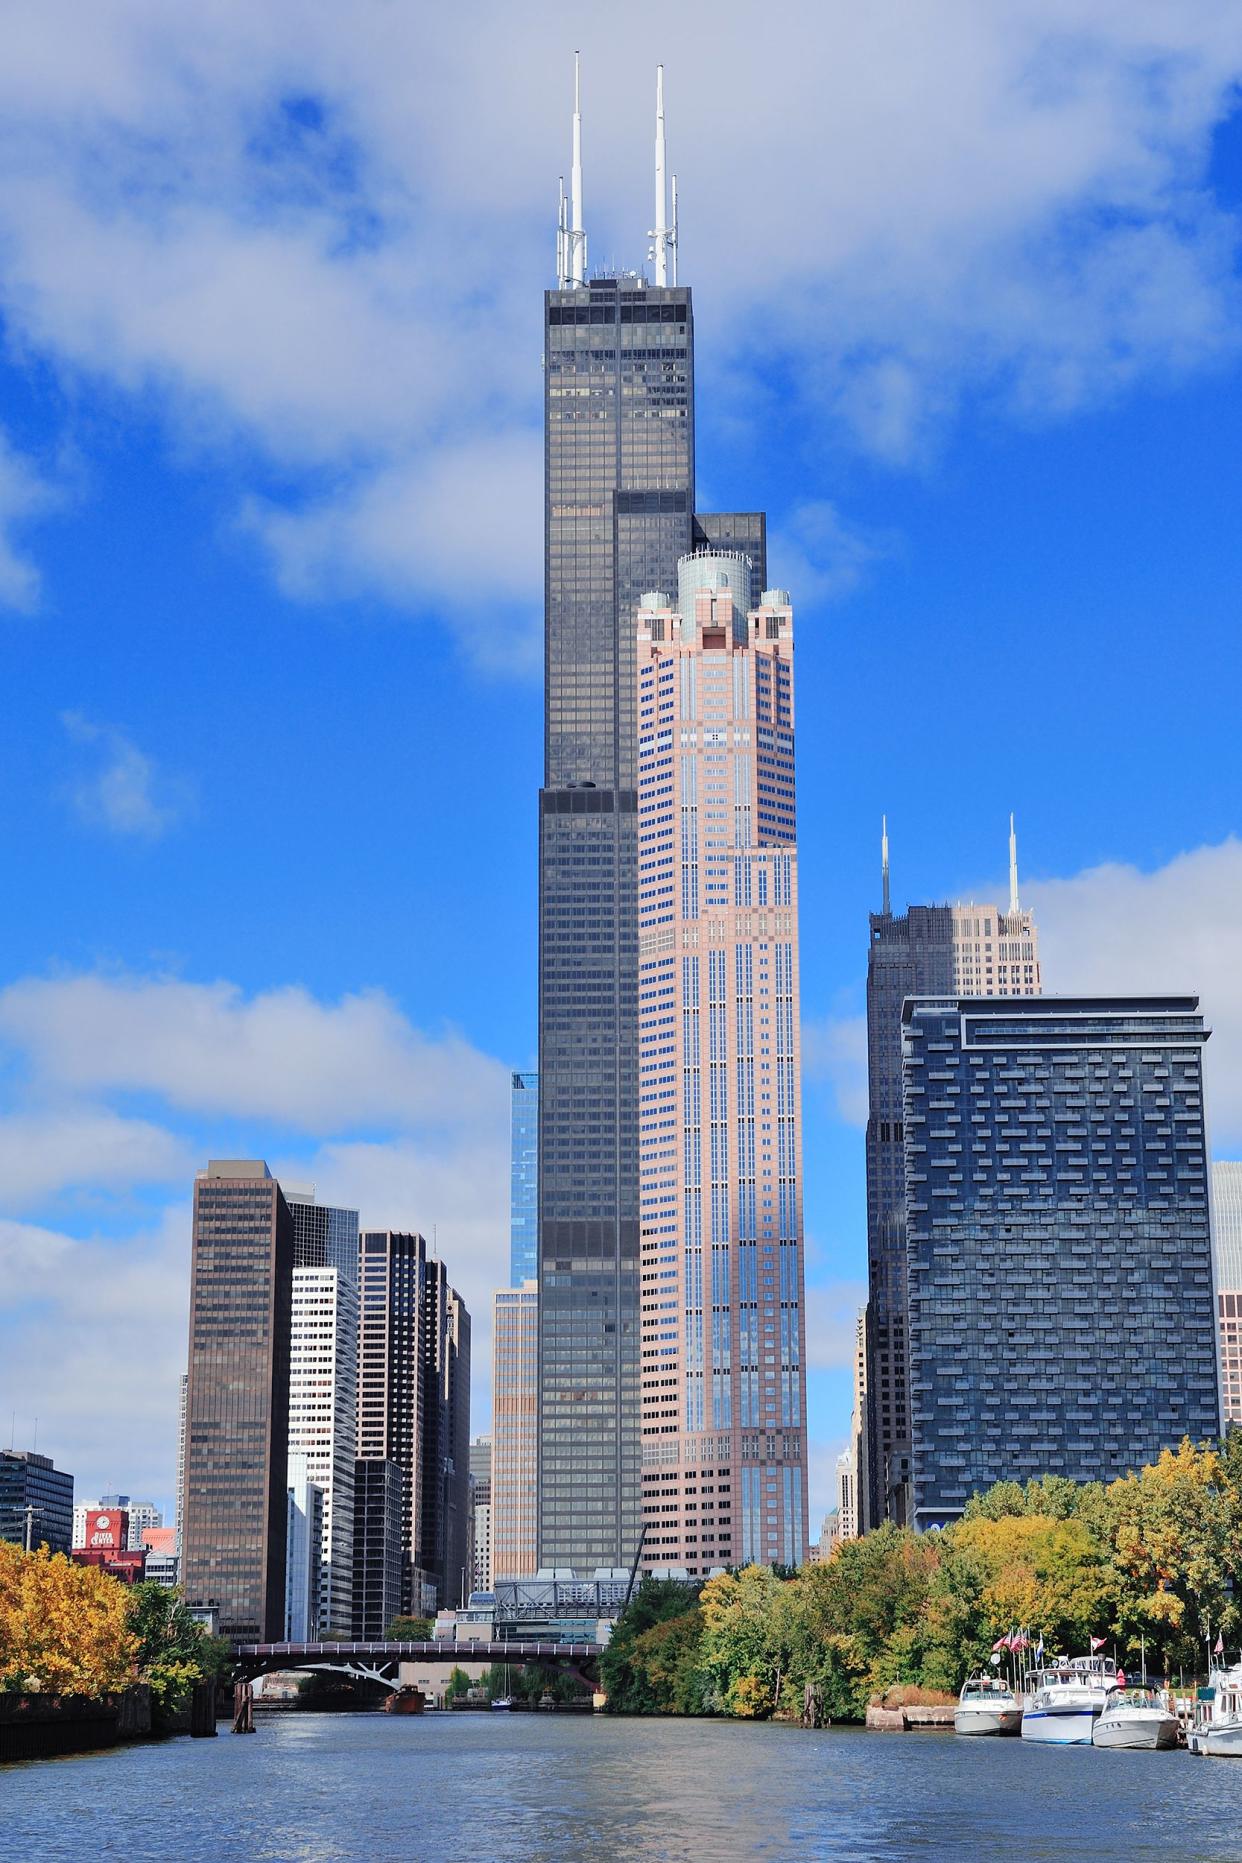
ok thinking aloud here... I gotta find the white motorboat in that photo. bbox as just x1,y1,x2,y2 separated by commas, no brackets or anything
1021,1656,1121,1745
1092,1682,1179,1750
1190,1663,1242,1757
955,1674,1022,1736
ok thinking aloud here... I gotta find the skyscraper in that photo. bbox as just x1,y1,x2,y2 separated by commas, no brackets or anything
469,1436,492,1594
356,1231,470,1611
1212,1160,1242,1427
864,822,1041,1526
634,562,807,1573
538,61,766,1571
181,1160,293,1641
0,1450,73,1556
509,1072,539,1285
352,1457,404,1639
285,1187,361,1287
902,995,1219,1527
288,1264,358,1634
491,1282,539,1581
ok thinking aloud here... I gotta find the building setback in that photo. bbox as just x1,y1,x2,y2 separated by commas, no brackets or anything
1212,1160,1242,1427
0,1450,73,1556
902,996,1219,1528
634,557,808,1573
180,1161,293,1641
491,1282,539,1581
865,825,1041,1527
538,70,767,1571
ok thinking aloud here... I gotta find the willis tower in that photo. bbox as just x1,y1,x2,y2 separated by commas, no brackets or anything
538,59,765,1569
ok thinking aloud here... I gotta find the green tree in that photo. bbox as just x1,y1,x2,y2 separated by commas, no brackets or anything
127,1582,228,1716
600,1578,701,1714
385,1615,433,1640
443,1664,473,1704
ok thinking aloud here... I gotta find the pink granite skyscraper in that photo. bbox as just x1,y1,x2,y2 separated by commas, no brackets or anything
636,552,808,1575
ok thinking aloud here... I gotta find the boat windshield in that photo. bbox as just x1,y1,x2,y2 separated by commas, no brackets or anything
1105,1685,1162,1708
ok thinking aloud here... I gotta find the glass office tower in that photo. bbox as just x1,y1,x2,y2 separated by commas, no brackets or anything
538,262,765,1569
902,995,1219,1528
509,1072,539,1285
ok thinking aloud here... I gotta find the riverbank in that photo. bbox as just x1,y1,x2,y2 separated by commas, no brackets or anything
0,1680,218,1763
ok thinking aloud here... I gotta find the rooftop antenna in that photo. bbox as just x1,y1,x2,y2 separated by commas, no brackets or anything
556,175,568,287
671,172,678,285
881,815,891,916
651,65,672,286
569,52,586,286
1008,812,1020,914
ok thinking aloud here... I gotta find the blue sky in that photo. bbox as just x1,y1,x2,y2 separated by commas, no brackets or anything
2,3,1241,1525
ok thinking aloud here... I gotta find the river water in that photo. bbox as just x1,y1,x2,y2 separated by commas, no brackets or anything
7,1712,1242,1861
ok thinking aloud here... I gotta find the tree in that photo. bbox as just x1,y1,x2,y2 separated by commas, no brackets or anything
0,1543,135,1696
127,1582,227,1715
443,1665,473,1704
385,1615,433,1641
600,1578,701,1714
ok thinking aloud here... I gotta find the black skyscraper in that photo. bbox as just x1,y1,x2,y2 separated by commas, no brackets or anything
537,91,764,1569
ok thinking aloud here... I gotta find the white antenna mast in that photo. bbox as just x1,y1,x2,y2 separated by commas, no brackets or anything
557,175,569,287
651,65,670,286
882,815,891,916
1008,812,1020,914
671,172,678,285
569,51,586,286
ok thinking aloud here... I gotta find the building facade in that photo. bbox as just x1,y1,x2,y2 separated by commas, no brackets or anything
286,1188,360,1286
903,996,1220,1527
537,84,768,1570
0,1450,73,1555
288,1264,358,1634
469,1437,492,1595
492,1282,539,1581
1213,1160,1242,1427
509,1073,539,1285
352,1457,404,1639
422,1263,471,1609
634,557,808,1573
865,827,1041,1526
284,1454,323,1641
180,1160,293,1642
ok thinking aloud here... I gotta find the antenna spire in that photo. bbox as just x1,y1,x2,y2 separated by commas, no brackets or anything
651,65,671,286
568,51,586,286
1008,812,1020,914
881,815,891,916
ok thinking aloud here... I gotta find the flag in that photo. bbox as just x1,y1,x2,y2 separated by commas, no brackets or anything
1090,1636,1106,1653
1215,1634,1225,1657
1035,1637,1044,1663
992,1638,1006,1653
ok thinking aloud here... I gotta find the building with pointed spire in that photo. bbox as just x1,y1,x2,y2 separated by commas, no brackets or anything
863,825,1041,1528
537,61,766,1572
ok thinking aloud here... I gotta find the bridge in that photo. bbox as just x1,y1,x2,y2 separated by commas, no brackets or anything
233,1639,604,1692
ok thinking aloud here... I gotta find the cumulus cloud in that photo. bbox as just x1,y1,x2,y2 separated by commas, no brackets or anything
0,973,508,1135
0,433,57,612
0,1109,192,1210
0,1207,189,1504
803,1013,868,1128
805,1279,867,1373
0,4,1239,627
60,712,188,839
1027,836,1242,1147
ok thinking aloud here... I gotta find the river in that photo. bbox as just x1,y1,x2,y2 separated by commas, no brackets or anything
7,1712,1242,1860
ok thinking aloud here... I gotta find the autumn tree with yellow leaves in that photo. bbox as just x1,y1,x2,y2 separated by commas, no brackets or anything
0,1542,135,1696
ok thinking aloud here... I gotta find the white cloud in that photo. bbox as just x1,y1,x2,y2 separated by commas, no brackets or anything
0,972,509,1136
805,1279,868,1373
804,1013,868,1128
0,4,1238,624
0,432,56,611
0,1109,192,1209
0,1207,189,1506
1027,836,1242,1148
767,502,890,609
60,711,186,838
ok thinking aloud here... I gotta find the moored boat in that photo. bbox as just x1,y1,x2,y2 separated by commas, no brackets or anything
1092,1682,1178,1750
954,1674,1022,1736
1193,1663,1242,1757
1021,1656,1120,1746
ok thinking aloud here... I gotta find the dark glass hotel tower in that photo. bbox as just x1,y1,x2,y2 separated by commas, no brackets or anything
538,271,764,1568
